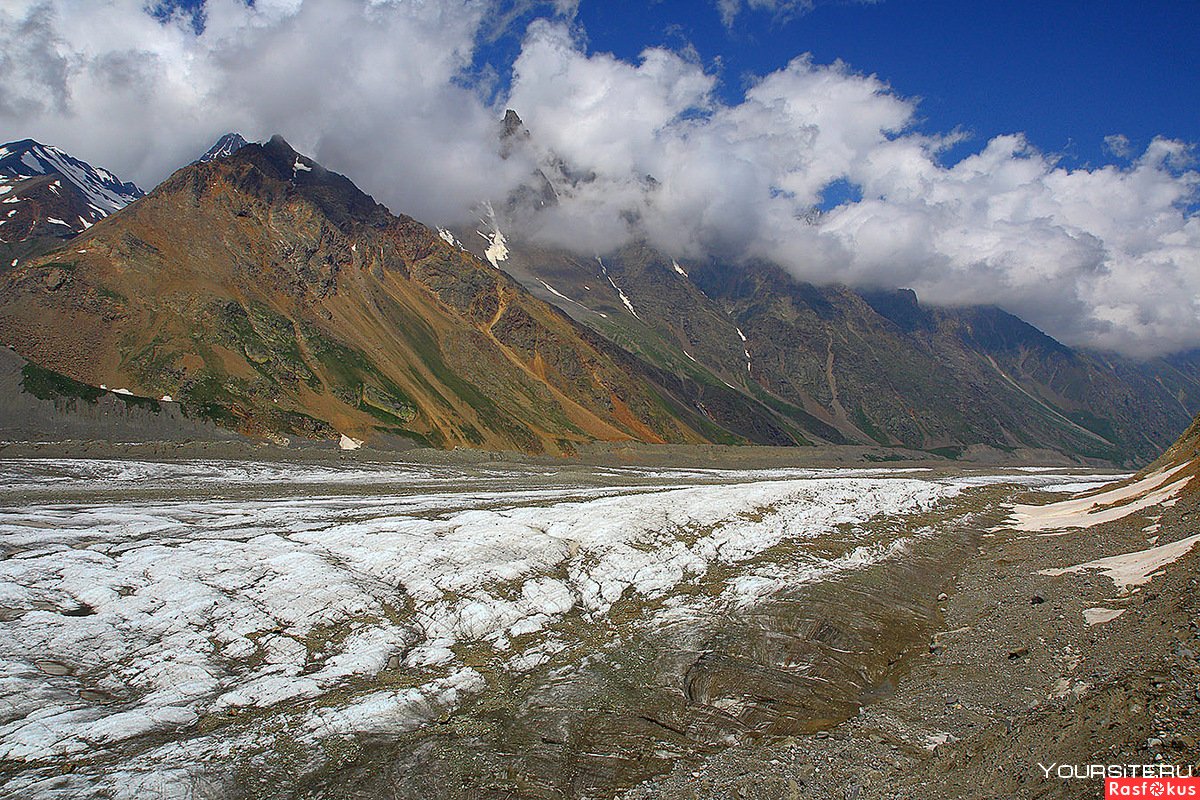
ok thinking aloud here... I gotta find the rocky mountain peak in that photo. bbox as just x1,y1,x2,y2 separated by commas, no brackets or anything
0,139,143,247
196,132,249,164
502,109,527,140
222,135,393,230
0,139,143,215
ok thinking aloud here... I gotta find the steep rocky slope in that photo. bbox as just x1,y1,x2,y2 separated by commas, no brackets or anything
0,137,714,454
452,111,1200,465
464,225,1200,464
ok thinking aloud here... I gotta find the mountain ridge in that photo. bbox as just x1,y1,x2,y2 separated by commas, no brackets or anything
0,129,1195,462
0,135,715,454
196,132,250,164
0,139,143,265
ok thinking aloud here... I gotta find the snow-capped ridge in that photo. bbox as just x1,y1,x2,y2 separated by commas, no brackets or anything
0,139,143,216
196,133,250,164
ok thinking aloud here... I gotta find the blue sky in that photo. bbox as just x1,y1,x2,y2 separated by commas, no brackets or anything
473,0,1200,169
156,0,1200,169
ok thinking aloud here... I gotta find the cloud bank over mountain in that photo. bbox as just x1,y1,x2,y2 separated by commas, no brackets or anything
2,0,1197,357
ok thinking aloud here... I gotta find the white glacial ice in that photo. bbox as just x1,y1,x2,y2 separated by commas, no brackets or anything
0,459,1090,796
1004,463,1190,533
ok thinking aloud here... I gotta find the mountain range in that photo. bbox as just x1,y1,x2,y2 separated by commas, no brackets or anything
0,125,1196,463
0,140,143,265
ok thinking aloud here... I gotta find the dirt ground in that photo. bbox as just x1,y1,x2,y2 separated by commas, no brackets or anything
621,481,1200,800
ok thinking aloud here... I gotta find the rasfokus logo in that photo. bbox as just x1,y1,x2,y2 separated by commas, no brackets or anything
1037,763,1199,798
1105,778,1200,798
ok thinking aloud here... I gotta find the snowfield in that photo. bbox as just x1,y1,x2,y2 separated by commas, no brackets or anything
0,458,1106,797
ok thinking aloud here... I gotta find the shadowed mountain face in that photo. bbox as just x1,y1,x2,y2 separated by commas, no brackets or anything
0,136,716,453
454,223,1200,465
431,111,1200,464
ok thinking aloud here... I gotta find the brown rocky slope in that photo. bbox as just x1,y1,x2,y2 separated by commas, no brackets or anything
0,136,717,454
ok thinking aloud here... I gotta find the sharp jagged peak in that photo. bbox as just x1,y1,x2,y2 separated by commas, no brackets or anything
196,132,250,164
501,109,528,140
204,134,394,230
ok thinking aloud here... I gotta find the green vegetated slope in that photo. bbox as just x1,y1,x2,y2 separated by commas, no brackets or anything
0,137,722,454
474,234,1200,465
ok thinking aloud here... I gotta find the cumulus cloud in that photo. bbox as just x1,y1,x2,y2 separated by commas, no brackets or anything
0,1,1196,357
0,0,536,223
505,22,1200,357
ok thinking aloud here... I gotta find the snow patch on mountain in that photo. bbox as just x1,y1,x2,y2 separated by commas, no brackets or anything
597,257,641,320
196,133,249,164
536,278,603,316
0,140,143,216
475,202,510,268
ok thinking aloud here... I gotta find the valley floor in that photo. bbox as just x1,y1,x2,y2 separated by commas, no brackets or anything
627,462,1200,800
0,449,1194,799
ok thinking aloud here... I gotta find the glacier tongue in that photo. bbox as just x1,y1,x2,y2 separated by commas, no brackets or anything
0,458,1106,798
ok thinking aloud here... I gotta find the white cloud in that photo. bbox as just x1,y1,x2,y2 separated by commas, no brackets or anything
1104,133,1132,159
715,0,881,28
716,0,814,28
0,2,1196,357
0,0,529,224
503,22,1200,356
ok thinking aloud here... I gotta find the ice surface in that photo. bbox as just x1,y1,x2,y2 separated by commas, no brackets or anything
0,459,1089,796
1004,464,1190,532
1040,533,1200,591
1082,607,1125,625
